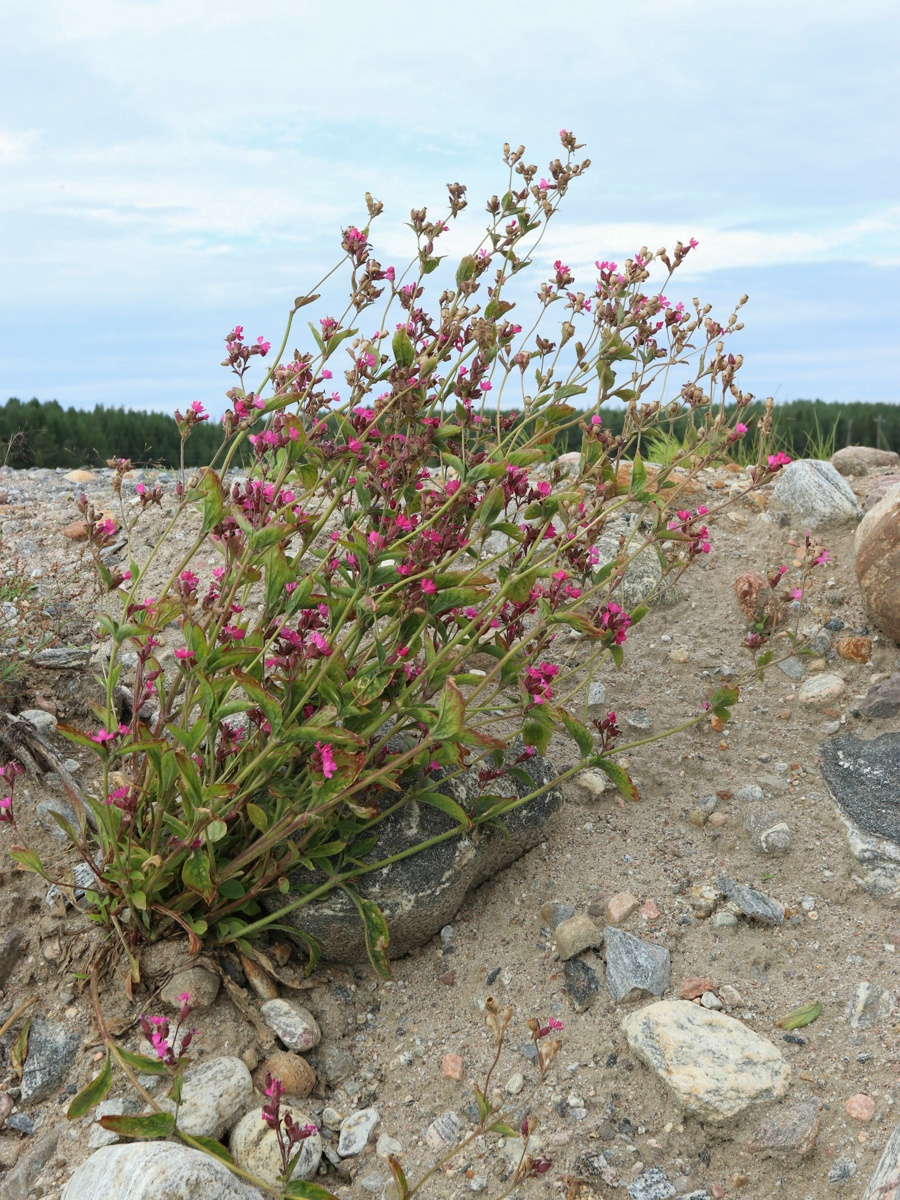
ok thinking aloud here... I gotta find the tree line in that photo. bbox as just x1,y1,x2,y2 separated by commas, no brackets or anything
2,395,898,470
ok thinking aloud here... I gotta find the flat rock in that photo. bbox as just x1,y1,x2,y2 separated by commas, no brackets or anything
61,1143,264,1200
860,675,900,718
847,982,894,1031
337,1106,380,1156
32,646,91,668
267,745,562,962
230,1105,321,1184
563,958,601,1012
798,674,846,705
856,482,900,643
604,928,671,1002
864,1120,900,1198
425,1110,461,1151
820,733,900,899
20,1017,80,1106
832,446,900,476
771,459,862,528
622,1000,790,1122
744,1099,820,1158
160,965,221,1011
260,1000,321,1051
719,878,784,925
554,913,602,960
154,1055,253,1138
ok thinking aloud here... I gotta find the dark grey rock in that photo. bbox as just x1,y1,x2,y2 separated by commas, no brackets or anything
36,797,80,843
32,646,91,669
820,733,900,898
319,1043,356,1084
604,928,671,1003
744,1099,820,1157
624,709,653,731
587,681,607,707
2,1127,60,1200
269,746,563,963
626,1167,676,1199
718,878,784,925
540,901,575,930
777,656,805,681
20,1018,80,1106
563,958,601,1012
0,926,25,984
860,675,900,719
829,1157,857,1183
6,1112,36,1135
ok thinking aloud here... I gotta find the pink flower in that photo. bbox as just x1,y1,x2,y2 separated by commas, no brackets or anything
591,414,602,426
256,335,271,354
421,579,437,595
733,422,748,436
791,588,803,601
89,728,118,744
816,549,831,564
189,401,209,422
767,451,792,470
0,796,13,824
174,647,195,662
314,741,337,780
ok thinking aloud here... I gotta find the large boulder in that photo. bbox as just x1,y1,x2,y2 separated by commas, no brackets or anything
832,445,900,476
61,1143,263,1200
771,459,861,529
855,481,900,643
266,746,563,963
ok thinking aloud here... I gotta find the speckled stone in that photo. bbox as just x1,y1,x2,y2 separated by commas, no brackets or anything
622,1000,790,1122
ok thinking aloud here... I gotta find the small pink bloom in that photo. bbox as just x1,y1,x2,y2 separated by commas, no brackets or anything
174,647,195,661
421,579,437,595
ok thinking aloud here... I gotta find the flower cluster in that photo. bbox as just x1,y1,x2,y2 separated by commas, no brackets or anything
139,993,196,1067
261,1073,319,1180
0,760,24,826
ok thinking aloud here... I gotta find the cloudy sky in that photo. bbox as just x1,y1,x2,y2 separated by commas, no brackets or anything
2,0,898,418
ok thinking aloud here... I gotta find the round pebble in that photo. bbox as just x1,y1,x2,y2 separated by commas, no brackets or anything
845,1093,875,1121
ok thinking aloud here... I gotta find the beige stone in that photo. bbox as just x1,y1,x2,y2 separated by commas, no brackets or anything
798,674,846,705
441,1053,464,1081
832,446,900,476
253,1051,315,1099
606,892,640,925
64,469,98,483
856,482,900,644
553,913,602,960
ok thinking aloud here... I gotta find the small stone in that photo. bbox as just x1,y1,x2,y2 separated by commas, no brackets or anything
679,978,716,1000
846,1093,876,1121
573,770,608,800
624,709,653,731
425,1110,461,1151
832,446,900,475
669,648,690,664
588,681,607,706
622,1000,790,1122
540,901,576,930
239,954,280,1000
61,1143,263,1200
254,1051,315,1099
442,1054,464,1081
771,459,862,528
230,1105,322,1183
640,899,661,921
318,1042,356,1083
837,636,873,663
828,1158,857,1183
20,1018,80,1106
64,469,97,483
375,1133,402,1160
160,966,220,1012
708,813,727,828
607,892,641,925
847,982,893,1031
554,913,602,960
563,958,601,1012
19,708,57,731
744,1099,819,1158
61,521,90,541
777,656,806,681
155,1056,253,1138
604,928,671,1003
260,999,321,1051
860,674,900,719
505,1073,525,1096
469,1176,488,1192
712,913,738,929
86,1100,128,1149
626,1166,676,1200
798,674,847,705
321,1106,344,1131
338,1107,380,1156
719,878,784,925
700,992,722,1009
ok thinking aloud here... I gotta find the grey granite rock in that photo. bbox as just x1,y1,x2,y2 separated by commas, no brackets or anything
847,982,894,1031
627,1166,676,1199
592,514,681,608
154,1056,253,1138
604,928,671,1002
230,1105,321,1184
61,1143,264,1200
337,1107,380,1156
864,1120,900,1197
860,675,900,719
719,878,784,925
2,1128,61,1200
744,1099,820,1158
32,646,92,669
820,733,900,899
269,745,563,962
260,1000,321,1051
771,459,862,529
159,965,221,1011
20,1018,80,1106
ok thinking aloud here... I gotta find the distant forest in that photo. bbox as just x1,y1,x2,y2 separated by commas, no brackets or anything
1,395,898,470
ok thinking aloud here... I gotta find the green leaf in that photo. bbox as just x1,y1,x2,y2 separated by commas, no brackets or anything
775,1001,822,1030
342,889,391,979
455,255,477,285
67,1051,112,1119
410,789,472,829
592,757,640,803
552,383,587,401
99,1112,176,1139
283,1182,341,1200
431,678,465,741
503,565,539,605
231,669,283,736
392,327,415,368
488,1122,519,1137
386,1153,409,1200
629,452,647,494
205,820,228,844
248,521,294,552
115,1046,169,1075
246,803,269,833
182,850,214,903
187,467,226,536
560,709,594,758
708,683,740,719
179,1134,234,1164
522,704,555,756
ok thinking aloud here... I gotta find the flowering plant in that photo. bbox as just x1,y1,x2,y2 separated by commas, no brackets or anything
4,131,787,971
